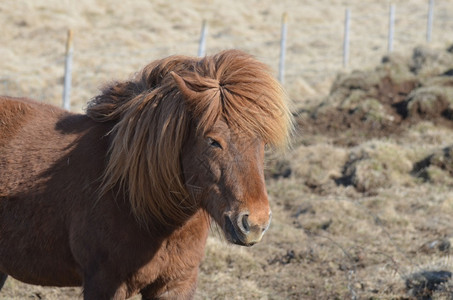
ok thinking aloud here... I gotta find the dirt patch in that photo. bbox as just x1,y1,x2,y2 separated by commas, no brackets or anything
297,46,453,145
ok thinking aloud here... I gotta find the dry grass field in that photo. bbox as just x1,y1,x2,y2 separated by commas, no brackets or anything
2,0,453,299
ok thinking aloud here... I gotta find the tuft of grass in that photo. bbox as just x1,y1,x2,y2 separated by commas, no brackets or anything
405,86,453,120
412,145,453,186
338,140,414,193
287,143,348,191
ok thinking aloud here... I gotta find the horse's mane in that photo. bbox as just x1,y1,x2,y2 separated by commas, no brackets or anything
86,49,293,228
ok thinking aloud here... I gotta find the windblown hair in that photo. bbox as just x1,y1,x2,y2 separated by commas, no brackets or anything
86,49,293,227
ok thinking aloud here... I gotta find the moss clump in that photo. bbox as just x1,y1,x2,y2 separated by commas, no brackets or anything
289,144,348,190
405,86,453,120
337,141,414,193
412,146,453,185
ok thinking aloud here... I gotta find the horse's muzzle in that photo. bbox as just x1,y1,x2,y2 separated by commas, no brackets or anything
224,211,271,247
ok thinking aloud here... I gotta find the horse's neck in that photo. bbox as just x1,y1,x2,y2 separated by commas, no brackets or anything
166,209,210,240
162,209,210,249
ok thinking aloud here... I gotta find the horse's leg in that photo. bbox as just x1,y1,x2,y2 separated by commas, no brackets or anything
0,273,7,290
83,272,127,300
83,285,126,300
141,283,197,300
140,271,197,300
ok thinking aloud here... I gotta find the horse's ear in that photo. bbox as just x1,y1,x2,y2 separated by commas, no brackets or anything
170,71,198,102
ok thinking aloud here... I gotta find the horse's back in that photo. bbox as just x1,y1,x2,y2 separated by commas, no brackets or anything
0,96,39,144
0,96,70,193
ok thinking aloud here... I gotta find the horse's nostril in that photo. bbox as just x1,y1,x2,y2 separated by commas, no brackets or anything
242,214,250,232
237,212,250,235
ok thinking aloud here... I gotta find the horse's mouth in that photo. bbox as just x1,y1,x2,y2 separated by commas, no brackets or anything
223,215,256,247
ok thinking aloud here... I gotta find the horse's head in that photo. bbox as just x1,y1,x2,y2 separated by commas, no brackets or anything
171,50,292,246
181,117,271,246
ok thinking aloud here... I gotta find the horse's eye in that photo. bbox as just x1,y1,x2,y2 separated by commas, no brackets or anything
208,138,222,149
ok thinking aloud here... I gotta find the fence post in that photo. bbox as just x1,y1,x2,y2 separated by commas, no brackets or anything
62,29,73,111
388,4,395,53
343,8,350,68
426,0,434,42
198,20,207,57
278,13,288,84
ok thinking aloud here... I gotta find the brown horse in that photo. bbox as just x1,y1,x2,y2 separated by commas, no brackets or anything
0,50,292,299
